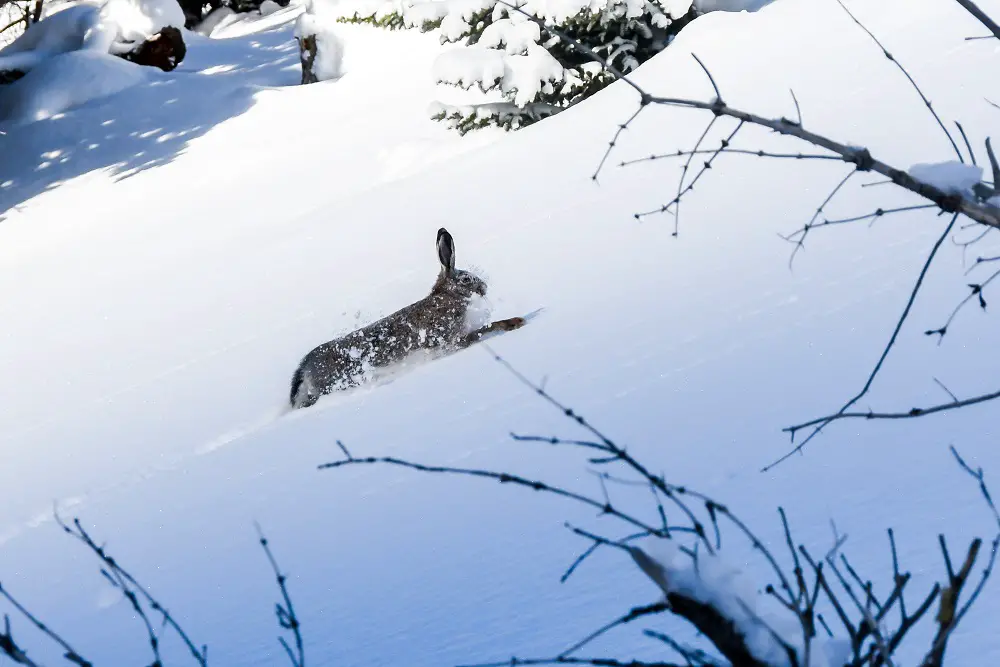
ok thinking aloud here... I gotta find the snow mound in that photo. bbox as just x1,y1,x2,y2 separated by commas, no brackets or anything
0,0,183,73
97,0,185,47
0,50,149,125
0,5,99,58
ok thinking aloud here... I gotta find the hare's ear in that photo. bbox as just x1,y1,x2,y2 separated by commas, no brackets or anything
437,228,455,275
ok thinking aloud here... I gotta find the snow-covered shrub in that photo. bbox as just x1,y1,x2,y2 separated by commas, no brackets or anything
333,0,698,133
295,0,344,83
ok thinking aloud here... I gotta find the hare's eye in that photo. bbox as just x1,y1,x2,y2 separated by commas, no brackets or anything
459,275,472,284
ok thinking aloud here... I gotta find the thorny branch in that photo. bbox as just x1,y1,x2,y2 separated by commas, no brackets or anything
256,523,305,667
0,582,91,667
54,512,209,666
514,0,1000,464
319,352,1000,667
771,213,960,469
953,0,1000,40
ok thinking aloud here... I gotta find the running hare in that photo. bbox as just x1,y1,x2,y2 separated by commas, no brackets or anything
289,228,527,409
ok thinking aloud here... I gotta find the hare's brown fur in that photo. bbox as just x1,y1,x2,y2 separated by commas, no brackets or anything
290,228,523,409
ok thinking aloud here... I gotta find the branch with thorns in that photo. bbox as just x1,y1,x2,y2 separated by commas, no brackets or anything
54,512,208,666
255,523,305,667
518,0,1000,468
319,352,1000,667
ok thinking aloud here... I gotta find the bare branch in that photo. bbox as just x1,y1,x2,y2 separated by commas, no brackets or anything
772,213,960,470
318,455,667,537
619,147,840,167
833,0,962,161
255,524,304,667
459,657,683,667
54,513,208,666
953,0,1000,40
635,122,744,223
924,266,1000,343
782,385,1000,429
0,615,43,667
559,602,668,658
0,583,91,667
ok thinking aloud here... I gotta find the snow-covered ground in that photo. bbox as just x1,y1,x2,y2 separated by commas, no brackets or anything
1,0,999,665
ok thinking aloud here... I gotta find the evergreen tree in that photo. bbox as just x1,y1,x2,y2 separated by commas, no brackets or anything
334,0,699,133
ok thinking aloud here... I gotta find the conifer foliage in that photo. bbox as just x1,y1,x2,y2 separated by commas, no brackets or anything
334,0,699,133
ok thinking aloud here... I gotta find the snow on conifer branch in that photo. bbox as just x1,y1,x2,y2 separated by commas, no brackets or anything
331,0,699,132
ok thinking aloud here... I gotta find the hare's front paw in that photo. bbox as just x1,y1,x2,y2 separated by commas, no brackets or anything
494,317,526,331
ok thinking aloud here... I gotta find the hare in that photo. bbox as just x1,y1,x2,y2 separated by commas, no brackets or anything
289,228,527,409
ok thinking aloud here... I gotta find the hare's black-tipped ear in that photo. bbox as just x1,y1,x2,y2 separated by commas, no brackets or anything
437,228,455,274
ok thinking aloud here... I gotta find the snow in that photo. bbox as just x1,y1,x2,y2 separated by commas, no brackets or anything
0,0,183,61
1,0,999,666
0,5,102,59
479,16,540,55
909,160,984,195
434,42,563,106
435,44,506,88
0,50,149,124
0,0,183,81
435,0,495,41
695,0,775,12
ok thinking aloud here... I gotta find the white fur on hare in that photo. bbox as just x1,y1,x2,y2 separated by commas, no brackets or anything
289,228,527,409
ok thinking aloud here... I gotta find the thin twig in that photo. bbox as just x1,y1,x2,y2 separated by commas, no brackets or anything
0,583,92,667
833,0,962,161
54,513,208,666
255,524,304,667
773,213,960,470
953,0,1000,40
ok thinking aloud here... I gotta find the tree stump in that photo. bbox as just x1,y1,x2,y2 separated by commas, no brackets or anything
298,34,319,85
121,26,187,72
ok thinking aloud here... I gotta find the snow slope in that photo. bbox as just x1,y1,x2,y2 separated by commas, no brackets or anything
1,0,999,665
